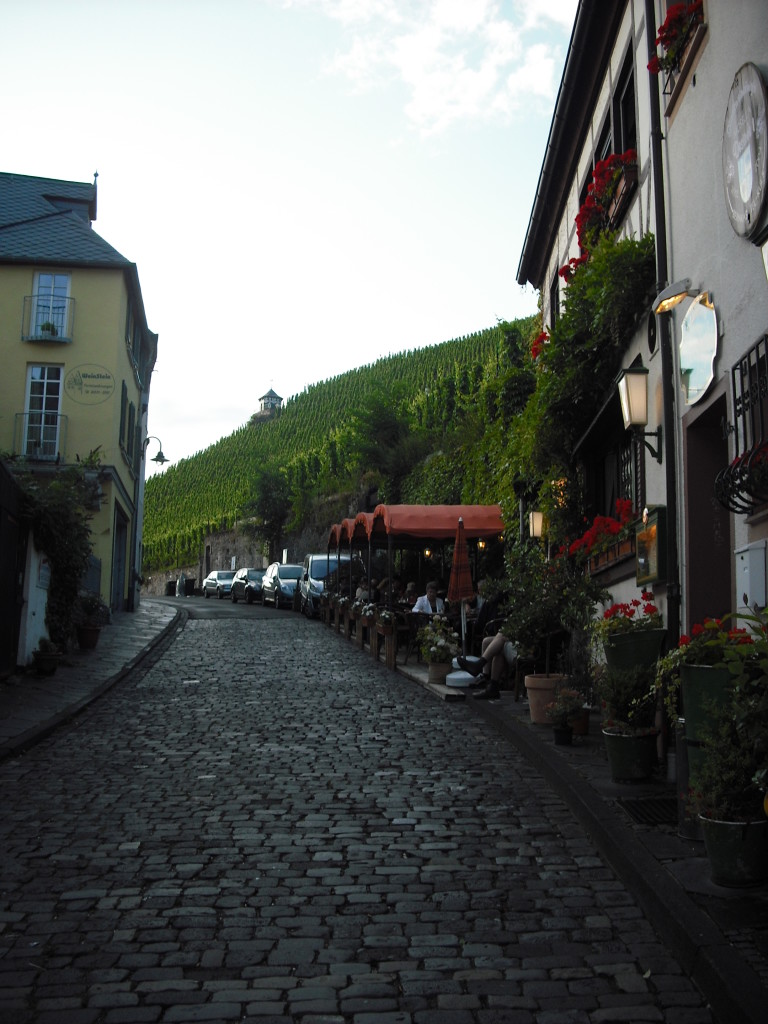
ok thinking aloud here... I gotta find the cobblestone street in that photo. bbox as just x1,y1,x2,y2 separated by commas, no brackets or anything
0,611,717,1023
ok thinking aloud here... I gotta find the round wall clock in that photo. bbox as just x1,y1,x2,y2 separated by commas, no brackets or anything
722,62,768,241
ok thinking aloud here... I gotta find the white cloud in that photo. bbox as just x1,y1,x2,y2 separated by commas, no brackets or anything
297,0,576,134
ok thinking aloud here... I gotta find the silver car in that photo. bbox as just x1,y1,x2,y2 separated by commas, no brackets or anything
231,567,264,604
261,562,302,609
202,570,235,599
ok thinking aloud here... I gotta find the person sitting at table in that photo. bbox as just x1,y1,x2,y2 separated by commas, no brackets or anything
356,577,370,601
404,582,418,607
464,579,485,620
412,580,444,614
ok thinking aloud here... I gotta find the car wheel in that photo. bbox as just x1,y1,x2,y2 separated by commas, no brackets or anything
261,589,267,606
231,590,238,603
246,590,254,604
218,589,223,599
204,589,209,599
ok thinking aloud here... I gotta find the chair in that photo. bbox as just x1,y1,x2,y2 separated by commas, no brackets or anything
401,612,432,664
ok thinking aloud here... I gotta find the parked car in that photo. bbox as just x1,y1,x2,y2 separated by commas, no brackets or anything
261,562,303,609
299,552,366,617
202,570,235,599
231,567,265,604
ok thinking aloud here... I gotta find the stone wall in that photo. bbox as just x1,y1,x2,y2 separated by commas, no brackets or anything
141,527,272,597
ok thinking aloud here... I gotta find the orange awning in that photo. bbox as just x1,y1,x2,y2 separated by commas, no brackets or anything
369,504,504,543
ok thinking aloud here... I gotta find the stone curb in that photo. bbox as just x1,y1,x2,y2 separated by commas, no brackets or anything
0,606,186,760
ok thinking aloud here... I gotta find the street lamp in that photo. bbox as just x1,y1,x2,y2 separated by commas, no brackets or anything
652,278,697,315
617,367,663,464
142,435,169,465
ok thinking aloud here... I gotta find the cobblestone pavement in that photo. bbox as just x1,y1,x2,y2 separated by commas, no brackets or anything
0,613,718,1023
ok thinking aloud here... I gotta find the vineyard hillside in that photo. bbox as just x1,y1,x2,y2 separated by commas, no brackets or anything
142,317,539,572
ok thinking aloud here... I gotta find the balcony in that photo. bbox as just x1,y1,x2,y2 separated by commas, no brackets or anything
13,412,68,462
22,295,75,343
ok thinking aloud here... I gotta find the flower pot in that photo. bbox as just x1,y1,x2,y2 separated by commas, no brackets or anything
32,651,60,676
428,662,451,685
525,674,568,725
603,628,666,672
602,728,658,782
675,719,703,841
680,664,731,741
553,725,573,746
699,816,768,888
77,624,102,650
571,706,590,736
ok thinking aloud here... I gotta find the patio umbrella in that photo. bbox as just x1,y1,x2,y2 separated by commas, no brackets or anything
447,517,475,655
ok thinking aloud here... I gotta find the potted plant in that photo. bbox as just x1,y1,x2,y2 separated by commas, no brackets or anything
32,636,62,675
595,662,659,781
501,540,606,724
417,614,460,684
545,687,585,745
647,1,704,77
689,686,768,887
39,320,58,338
593,590,665,672
74,592,110,649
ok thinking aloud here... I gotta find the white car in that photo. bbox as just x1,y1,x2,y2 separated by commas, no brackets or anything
202,570,235,599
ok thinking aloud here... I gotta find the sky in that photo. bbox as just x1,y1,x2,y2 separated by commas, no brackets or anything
2,0,577,476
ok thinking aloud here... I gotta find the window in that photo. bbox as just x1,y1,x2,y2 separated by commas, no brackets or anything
120,381,128,448
127,402,136,458
33,273,70,337
614,52,637,154
549,272,559,328
24,365,63,459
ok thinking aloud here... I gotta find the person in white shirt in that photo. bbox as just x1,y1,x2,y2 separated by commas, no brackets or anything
412,581,444,614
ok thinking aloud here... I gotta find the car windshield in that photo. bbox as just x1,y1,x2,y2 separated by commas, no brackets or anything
248,570,264,581
280,566,302,580
310,558,340,579
218,572,235,580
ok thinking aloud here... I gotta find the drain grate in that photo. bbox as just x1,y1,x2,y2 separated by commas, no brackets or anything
618,796,678,826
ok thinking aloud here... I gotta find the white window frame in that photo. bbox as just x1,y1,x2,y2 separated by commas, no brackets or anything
33,272,70,337
24,364,63,459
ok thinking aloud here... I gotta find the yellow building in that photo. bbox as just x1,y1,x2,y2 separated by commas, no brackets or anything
0,171,157,663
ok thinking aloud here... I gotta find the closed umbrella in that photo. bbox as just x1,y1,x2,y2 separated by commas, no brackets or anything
447,517,475,655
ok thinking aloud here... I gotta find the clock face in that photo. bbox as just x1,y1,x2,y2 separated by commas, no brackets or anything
722,62,768,240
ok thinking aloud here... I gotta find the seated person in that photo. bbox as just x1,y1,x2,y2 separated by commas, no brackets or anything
464,579,485,620
458,630,517,701
412,580,445,615
404,582,418,607
356,577,370,601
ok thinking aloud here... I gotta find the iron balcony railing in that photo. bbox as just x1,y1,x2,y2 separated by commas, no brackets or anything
13,412,68,462
715,334,768,514
21,295,75,342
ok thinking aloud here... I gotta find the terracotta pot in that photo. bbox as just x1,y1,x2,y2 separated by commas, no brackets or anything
553,725,573,746
571,706,590,736
77,624,101,650
525,674,568,725
428,662,451,684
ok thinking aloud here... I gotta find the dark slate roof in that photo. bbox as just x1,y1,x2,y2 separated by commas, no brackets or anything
0,171,128,266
